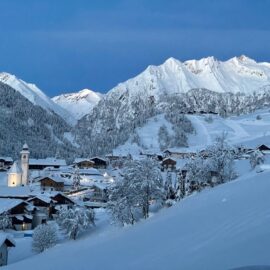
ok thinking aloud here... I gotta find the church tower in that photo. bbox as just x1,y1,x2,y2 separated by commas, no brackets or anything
20,143,30,186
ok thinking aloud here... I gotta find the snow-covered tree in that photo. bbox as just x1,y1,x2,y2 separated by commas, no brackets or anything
0,212,11,231
57,207,95,240
124,159,165,219
185,157,210,192
206,133,236,183
32,223,58,253
108,159,165,224
158,125,171,150
72,165,81,190
164,171,176,199
250,150,264,169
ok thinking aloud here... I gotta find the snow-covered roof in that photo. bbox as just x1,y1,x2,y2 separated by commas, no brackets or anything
90,156,107,162
0,234,15,247
29,158,66,166
22,143,29,150
0,186,32,198
162,157,177,162
8,162,22,174
0,157,13,162
37,175,64,183
73,158,94,164
28,195,53,204
0,198,25,214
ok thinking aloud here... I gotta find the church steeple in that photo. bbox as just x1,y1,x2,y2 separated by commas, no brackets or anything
20,143,30,186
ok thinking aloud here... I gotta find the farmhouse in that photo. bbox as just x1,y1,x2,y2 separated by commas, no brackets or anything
38,176,65,192
0,199,32,230
161,158,177,170
90,157,107,169
73,158,95,169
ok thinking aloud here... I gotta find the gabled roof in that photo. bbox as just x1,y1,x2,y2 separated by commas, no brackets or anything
27,195,53,204
73,158,94,164
37,175,64,183
0,234,15,247
8,161,22,174
0,198,26,214
90,157,107,163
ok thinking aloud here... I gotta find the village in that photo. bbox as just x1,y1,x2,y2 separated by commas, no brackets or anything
0,140,268,266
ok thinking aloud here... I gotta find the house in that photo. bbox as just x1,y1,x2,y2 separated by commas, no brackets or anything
86,183,108,202
0,235,15,266
0,199,32,231
38,176,65,192
29,158,66,170
73,158,95,169
27,195,55,227
257,144,270,153
0,157,13,171
161,158,177,171
90,157,107,169
50,193,74,206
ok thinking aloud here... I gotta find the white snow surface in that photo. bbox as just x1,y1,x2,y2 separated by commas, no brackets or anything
5,170,270,270
52,89,102,120
0,72,75,125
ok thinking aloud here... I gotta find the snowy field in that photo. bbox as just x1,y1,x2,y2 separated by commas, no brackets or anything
5,168,270,270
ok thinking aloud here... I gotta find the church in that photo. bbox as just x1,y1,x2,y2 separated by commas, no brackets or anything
7,144,30,187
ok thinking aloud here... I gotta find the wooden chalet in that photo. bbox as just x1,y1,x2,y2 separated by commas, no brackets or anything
73,158,95,169
161,158,177,170
38,176,64,192
0,199,33,231
0,235,15,266
90,157,107,169
50,193,74,206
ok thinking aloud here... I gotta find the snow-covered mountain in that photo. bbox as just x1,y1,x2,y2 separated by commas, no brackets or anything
52,89,102,120
75,55,270,156
107,55,270,100
0,72,75,125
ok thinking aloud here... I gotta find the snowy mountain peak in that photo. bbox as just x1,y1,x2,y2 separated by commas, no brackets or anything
0,72,75,125
52,88,103,120
105,55,270,100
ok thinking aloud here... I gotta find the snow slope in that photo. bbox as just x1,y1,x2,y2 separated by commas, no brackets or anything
114,108,270,156
6,170,270,270
52,89,102,120
0,72,75,125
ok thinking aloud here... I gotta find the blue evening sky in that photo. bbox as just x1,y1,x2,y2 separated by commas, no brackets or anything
0,0,269,96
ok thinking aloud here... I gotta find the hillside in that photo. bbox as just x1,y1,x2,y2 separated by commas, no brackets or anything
0,82,78,160
52,89,102,120
114,109,270,155
6,169,270,270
